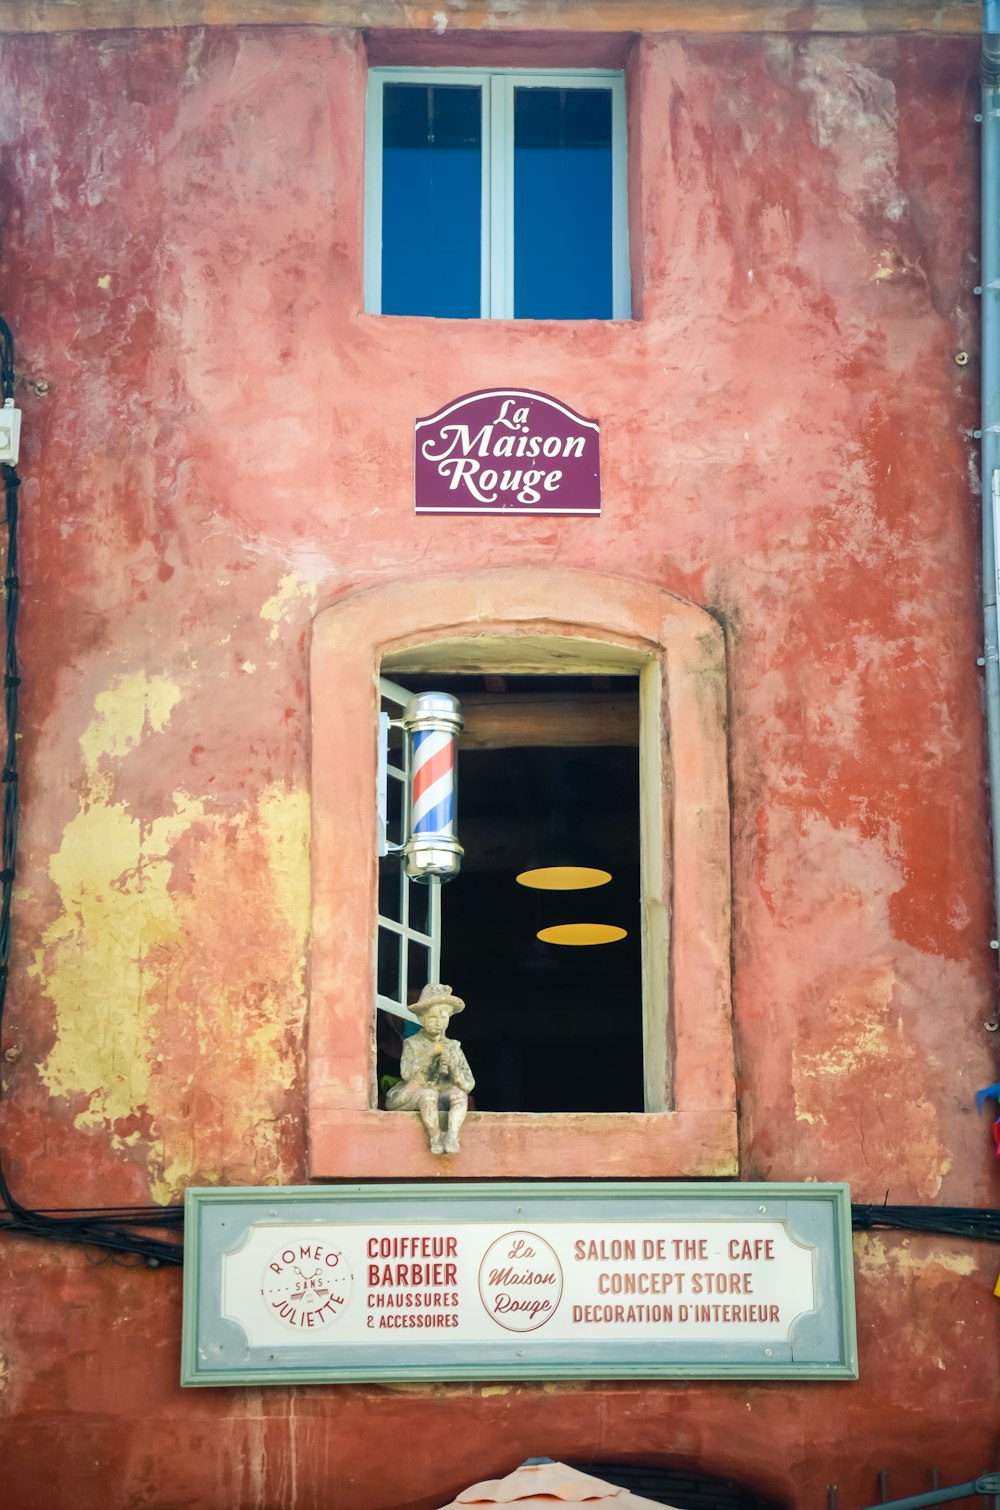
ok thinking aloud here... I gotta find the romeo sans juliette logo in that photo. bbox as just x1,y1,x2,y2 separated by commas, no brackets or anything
262,1240,353,1331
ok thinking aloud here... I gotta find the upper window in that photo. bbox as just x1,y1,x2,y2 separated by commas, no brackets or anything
364,68,630,320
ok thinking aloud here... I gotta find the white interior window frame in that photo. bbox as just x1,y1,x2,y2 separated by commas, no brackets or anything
364,66,631,321
376,675,442,1026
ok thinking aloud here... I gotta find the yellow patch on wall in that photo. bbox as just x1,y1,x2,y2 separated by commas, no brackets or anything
79,671,182,772
800,1022,896,1080
260,573,317,643
257,782,311,944
854,1233,976,1280
33,793,204,1129
798,966,899,1084
32,672,197,1134
34,661,310,1196
243,1017,297,1095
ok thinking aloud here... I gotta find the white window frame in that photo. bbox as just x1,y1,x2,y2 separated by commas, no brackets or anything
364,67,631,320
376,675,442,1026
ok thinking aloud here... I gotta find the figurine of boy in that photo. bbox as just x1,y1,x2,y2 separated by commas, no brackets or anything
385,983,475,1154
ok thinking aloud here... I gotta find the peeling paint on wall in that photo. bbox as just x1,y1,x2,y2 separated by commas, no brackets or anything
854,1233,978,1281
29,668,311,1199
257,783,311,946
32,672,197,1130
32,790,204,1130
78,672,182,773
145,777,310,1202
260,574,317,644
799,43,907,223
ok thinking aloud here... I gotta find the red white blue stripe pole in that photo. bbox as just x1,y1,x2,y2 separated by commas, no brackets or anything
402,691,464,881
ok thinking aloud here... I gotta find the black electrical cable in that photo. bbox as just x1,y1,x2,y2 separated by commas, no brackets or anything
851,1203,1000,1241
0,315,14,405
1,311,1000,1270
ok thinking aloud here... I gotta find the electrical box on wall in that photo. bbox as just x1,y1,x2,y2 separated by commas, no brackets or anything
0,403,20,467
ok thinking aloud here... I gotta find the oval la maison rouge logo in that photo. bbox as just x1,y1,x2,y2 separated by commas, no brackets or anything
414,389,601,516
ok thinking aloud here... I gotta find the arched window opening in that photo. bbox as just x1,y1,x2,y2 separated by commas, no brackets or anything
309,567,737,1179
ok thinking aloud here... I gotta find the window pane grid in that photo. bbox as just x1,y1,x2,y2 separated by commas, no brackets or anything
382,764,405,854
376,917,435,944
377,676,443,1018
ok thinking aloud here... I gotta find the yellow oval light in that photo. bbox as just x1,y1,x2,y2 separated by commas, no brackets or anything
516,866,612,891
536,923,628,946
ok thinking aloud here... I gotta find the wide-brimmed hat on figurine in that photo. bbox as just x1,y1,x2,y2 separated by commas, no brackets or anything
410,982,465,1018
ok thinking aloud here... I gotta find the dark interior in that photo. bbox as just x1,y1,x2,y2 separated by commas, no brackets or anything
379,671,644,1114
573,1462,788,1510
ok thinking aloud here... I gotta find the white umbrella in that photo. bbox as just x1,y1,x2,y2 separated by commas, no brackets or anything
435,1458,681,1510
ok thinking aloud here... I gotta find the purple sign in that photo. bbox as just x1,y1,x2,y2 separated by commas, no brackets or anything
415,389,601,516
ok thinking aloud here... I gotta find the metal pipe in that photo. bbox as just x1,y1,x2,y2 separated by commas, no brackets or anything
982,2,1000,974
854,1478,1000,1510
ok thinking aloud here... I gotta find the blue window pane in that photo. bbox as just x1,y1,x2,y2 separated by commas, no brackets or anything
514,87,613,320
382,83,481,318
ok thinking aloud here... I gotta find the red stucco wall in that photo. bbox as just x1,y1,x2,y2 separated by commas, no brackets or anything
0,18,997,1509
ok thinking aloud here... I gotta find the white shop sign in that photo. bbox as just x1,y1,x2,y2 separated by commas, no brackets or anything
182,1182,857,1386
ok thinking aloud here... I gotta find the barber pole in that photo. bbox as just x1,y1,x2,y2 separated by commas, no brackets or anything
411,728,455,835
402,691,464,881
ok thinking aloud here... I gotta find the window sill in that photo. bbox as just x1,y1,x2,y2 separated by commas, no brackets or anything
309,1108,738,1180
359,310,639,327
